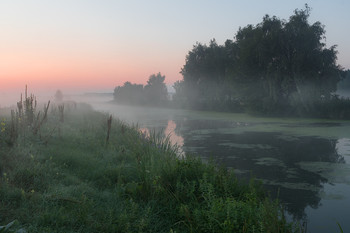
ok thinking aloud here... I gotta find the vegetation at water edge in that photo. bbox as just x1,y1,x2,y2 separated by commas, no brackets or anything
0,90,300,232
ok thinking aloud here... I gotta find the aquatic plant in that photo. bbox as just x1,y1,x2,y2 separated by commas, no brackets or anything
337,222,344,233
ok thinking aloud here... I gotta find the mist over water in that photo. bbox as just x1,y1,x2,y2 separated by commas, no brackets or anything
2,90,350,233
87,97,350,233
1,1,350,231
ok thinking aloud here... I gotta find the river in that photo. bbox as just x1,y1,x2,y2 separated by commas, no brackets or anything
88,99,350,233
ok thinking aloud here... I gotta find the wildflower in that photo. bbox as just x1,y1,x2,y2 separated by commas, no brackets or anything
2,173,8,183
0,121,5,132
31,189,35,193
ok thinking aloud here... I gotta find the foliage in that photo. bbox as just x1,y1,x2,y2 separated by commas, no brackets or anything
176,5,345,117
337,70,350,92
0,94,300,232
172,80,187,108
311,94,350,119
114,73,169,107
144,73,168,106
178,39,242,112
337,222,344,233
0,220,26,233
1,86,52,147
113,81,145,105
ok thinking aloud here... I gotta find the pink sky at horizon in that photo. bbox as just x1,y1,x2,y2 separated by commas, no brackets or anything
1,49,184,92
1,0,350,96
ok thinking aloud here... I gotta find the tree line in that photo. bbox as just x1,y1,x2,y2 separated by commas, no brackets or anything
113,72,168,107
174,5,349,117
114,5,350,118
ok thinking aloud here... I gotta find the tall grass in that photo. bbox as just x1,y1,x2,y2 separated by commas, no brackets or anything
0,90,301,232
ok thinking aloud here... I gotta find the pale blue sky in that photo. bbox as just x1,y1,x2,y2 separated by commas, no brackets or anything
0,0,349,93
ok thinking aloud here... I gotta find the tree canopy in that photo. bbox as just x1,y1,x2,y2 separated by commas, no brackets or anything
176,5,345,116
113,82,144,105
144,73,168,106
114,73,168,106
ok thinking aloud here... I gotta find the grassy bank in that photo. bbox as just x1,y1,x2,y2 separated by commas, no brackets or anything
0,94,299,232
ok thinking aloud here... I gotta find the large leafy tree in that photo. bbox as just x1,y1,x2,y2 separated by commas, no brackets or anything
180,40,239,110
178,5,344,114
144,72,168,106
242,6,342,113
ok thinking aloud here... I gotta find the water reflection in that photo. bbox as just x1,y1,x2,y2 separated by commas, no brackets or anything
166,118,346,222
140,120,184,147
141,120,185,155
91,103,350,232
164,120,184,148
336,138,350,163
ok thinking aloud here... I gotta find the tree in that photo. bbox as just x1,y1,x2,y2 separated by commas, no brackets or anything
177,5,345,115
113,73,169,106
337,70,350,96
144,73,168,106
172,80,187,107
113,82,144,105
180,40,238,110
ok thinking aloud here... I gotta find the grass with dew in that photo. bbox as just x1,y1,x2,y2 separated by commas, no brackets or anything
0,90,302,232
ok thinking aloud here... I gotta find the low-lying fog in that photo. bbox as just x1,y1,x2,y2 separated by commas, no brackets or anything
2,88,350,233
0,90,113,109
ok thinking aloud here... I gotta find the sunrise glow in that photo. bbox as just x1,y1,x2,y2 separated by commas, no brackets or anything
1,0,349,95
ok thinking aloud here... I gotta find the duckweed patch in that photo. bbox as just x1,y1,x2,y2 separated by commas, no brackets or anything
254,157,286,168
298,162,350,185
259,180,320,192
220,142,275,150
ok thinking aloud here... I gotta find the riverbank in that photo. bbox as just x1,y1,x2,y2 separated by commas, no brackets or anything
86,101,350,233
0,100,299,232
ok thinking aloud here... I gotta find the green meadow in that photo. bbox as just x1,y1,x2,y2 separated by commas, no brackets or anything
0,94,299,233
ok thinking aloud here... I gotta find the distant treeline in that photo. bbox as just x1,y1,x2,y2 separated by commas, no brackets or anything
114,5,350,119
113,73,168,107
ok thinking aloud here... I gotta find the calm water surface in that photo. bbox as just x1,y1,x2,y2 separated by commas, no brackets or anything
91,101,350,233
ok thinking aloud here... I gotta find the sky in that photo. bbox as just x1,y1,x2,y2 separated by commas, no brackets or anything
1,0,350,96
